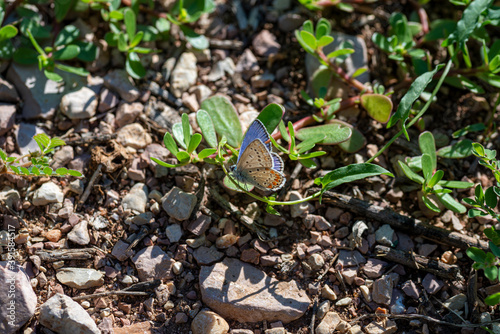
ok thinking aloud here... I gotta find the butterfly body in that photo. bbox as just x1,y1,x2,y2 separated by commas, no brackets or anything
230,120,286,191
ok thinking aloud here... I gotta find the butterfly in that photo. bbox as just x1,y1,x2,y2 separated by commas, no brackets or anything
230,119,286,192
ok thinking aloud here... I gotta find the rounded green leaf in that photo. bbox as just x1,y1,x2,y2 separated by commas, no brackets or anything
300,30,317,51
44,70,63,82
437,139,473,158
198,148,217,160
13,47,39,65
53,44,80,60
187,133,202,154
124,8,136,41
68,169,82,177
181,25,208,50
0,25,18,42
200,96,242,147
257,103,284,134
317,163,393,193
485,292,500,306
435,186,467,213
196,110,218,148
419,131,436,170
466,247,486,263
360,94,393,123
126,52,146,79
485,265,498,281
54,25,79,47
75,41,98,62
55,63,89,77
296,123,351,145
163,132,179,156
176,151,191,163
43,166,53,175
56,167,69,175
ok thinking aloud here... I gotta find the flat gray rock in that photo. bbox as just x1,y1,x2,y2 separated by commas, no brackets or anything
121,182,148,213
15,122,45,156
162,186,197,221
132,245,175,281
56,268,104,289
200,257,310,323
32,181,64,206
0,262,37,334
39,293,100,334
0,104,16,136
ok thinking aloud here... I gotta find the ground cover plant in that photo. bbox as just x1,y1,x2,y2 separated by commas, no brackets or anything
0,0,500,333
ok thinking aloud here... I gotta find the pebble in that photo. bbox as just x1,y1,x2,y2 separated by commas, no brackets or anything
51,146,74,168
191,310,229,334
162,187,197,221
251,72,275,89
372,275,394,305
401,280,420,299
98,88,119,112
0,103,16,136
199,257,310,323
316,311,341,334
187,213,212,235
206,57,235,82
60,86,97,119
337,250,366,267
121,182,148,213
305,253,324,271
115,102,144,128
117,123,152,149
32,182,64,206
335,297,352,307
190,84,212,103
172,261,183,275
103,69,140,102
45,229,62,242
235,49,260,80
422,273,444,294
15,123,45,155
0,262,37,334
0,76,19,103
132,245,175,281
375,224,394,246
363,258,388,278
252,30,280,57
56,268,104,289
317,300,330,320
418,243,438,257
67,220,90,245
278,13,305,32
193,246,224,265
165,224,183,243
360,285,371,302
0,187,20,209
288,191,314,218
321,285,337,301
443,293,467,310
171,52,197,98
342,267,358,285
39,294,100,334
364,320,397,334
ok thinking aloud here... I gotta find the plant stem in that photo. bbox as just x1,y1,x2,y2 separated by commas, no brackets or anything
366,59,453,164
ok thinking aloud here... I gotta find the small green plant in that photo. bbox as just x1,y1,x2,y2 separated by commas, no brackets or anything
151,98,392,215
397,131,473,213
0,134,82,177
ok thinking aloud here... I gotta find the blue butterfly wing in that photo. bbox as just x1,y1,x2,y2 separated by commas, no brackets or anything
237,119,271,163
271,152,284,173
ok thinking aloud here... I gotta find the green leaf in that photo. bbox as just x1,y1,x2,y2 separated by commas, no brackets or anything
326,48,354,59
316,163,393,194
176,151,191,163
443,0,493,48
467,247,487,263
338,127,366,153
200,96,242,147
265,204,280,216
437,139,473,159
53,44,80,60
424,19,457,42
118,33,127,52
124,8,136,41
44,70,63,82
485,227,500,245
43,166,53,175
435,186,467,213
31,166,40,176
387,65,442,135
485,265,498,281
489,241,500,258
398,161,425,184
182,113,192,149
13,47,39,65
472,142,486,157
198,148,216,160
419,131,436,171
422,195,441,213
196,109,218,148
181,25,208,50
485,292,500,306
438,180,474,189
75,41,98,62
444,75,485,94
126,52,146,79
317,35,333,47
257,103,284,135
0,25,18,42
150,157,177,168
360,94,393,123
48,137,66,150
187,133,202,154
300,30,317,51
223,174,251,193
352,68,368,78
279,120,290,143
54,0,75,22
129,31,144,49
421,154,433,181
67,169,82,177
372,33,392,52
315,18,331,39
452,123,485,138
56,167,69,175
428,170,444,188
163,132,179,156
299,158,317,168
296,124,351,145
55,63,89,77
468,208,487,218
0,148,6,161
390,13,412,44
485,186,498,208
172,123,187,149
55,25,79,47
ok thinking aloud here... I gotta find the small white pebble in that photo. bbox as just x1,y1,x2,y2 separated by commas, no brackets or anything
335,297,352,307
81,301,91,308
172,261,183,275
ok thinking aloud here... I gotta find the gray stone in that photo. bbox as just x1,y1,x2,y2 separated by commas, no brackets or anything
316,311,341,334
375,224,394,246
103,69,140,102
15,122,45,155
56,268,104,289
191,310,229,334
51,146,74,168
337,250,366,267
111,239,135,261
200,257,310,323
0,262,37,334
193,246,224,265
115,102,144,128
0,76,19,103
0,104,16,136
207,57,235,82
162,186,197,221
171,52,197,98
32,182,64,206
252,30,280,57
165,224,183,243
0,187,20,210
422,273,444,294
6,63,87,119
98,88,119,112
117,123,152,149
132,245,175,281
372,275,393,305
278,13,305,32
68,220,90,245
60,87,98,119
39,293,100,334
121,183,148,213
235,49,260,80
443,293,467,311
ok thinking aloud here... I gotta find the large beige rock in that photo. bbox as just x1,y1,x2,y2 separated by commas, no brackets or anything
200,257,310,323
